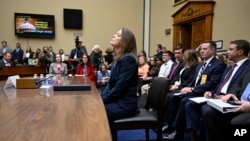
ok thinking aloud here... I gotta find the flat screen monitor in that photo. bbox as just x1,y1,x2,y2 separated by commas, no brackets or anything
14,13,55,38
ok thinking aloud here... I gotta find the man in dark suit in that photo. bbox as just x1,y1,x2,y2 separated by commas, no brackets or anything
0,52,13,69
12,42,24,64
168,45,184,85
185,39,250,141
154,44,163,59
202,65,250,141
163,40,226,140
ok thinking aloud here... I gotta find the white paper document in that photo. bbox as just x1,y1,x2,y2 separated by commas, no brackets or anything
189,97,208,104
207,99,239,113
4,75,20,88
174,92,182,96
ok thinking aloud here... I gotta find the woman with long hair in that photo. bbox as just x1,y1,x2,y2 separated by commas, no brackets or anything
101,28,138,122
75,54,96,85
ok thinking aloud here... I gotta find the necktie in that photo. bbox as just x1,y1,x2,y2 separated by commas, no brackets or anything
168,62,178,80
215,64,237,95
195,62,207,86
5,62,11,66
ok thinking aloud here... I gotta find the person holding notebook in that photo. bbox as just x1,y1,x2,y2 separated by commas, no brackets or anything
185,39,250,141
202,64,250,141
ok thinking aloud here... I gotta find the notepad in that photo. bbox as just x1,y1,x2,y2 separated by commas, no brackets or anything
189,97,208,104
174,92,182,96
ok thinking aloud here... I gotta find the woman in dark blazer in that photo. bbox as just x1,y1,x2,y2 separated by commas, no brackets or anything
101,27,138,121
170,49,199,91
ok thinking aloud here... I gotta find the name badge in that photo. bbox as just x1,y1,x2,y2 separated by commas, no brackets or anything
200,74,207,84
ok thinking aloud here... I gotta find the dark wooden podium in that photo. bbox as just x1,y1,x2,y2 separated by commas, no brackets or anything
0,65,46,80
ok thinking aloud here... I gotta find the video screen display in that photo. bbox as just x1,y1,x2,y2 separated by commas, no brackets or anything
14,13,55,38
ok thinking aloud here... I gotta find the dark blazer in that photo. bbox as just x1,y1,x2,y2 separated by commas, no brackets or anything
202,65,250,141
212,59,250,94
101,53,138,121
169,60,184,85
12,48,24,64
177,62,198,89
188,57,226,95
155,51,163,59
228,64,250,97
0,59,13,69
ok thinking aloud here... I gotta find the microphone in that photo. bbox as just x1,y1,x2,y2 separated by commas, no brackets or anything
35,74,56,85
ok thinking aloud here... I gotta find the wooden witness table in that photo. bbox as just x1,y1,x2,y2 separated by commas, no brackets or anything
0,76,112,141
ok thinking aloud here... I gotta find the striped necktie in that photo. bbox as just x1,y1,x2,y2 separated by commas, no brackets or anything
195,62,207,86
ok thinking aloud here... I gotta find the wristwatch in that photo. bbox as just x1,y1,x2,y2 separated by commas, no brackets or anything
191,87,195,92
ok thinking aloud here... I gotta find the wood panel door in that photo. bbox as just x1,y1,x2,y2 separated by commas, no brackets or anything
172,1,215,50
192,19,205,49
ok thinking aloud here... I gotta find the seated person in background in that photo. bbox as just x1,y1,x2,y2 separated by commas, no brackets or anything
203,65,250,141
75,54,96,86
104,47,114,70
137,55,149,96
49,54,68,75
140,56,163,95
168,49,198,91
97,63,111,91
28,52,41,66
90,44,101,70
0,52,13,69
162,41,226,140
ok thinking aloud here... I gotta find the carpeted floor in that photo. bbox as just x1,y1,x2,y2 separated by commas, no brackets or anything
117,129,190,141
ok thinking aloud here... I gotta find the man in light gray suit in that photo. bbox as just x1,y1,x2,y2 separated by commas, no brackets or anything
0,41,12,59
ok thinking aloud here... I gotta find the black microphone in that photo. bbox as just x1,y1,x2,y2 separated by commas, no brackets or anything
35,74,56,85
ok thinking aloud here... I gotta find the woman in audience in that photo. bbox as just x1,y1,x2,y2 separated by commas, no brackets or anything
101,27,138,122
162,49,199,134
137,50,147,58
35,48,42,58
58,48,66,61
75,54,96,85
49,54,68,75
169,49,199,91
28,52,41,66
140,56,163,95
137,55,150,96
23,46,33,64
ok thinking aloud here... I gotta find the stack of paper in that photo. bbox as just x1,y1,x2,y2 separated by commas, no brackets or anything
189,97,208,104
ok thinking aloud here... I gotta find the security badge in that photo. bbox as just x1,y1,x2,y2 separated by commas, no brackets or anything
200,63,210,84
200,74,207,84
